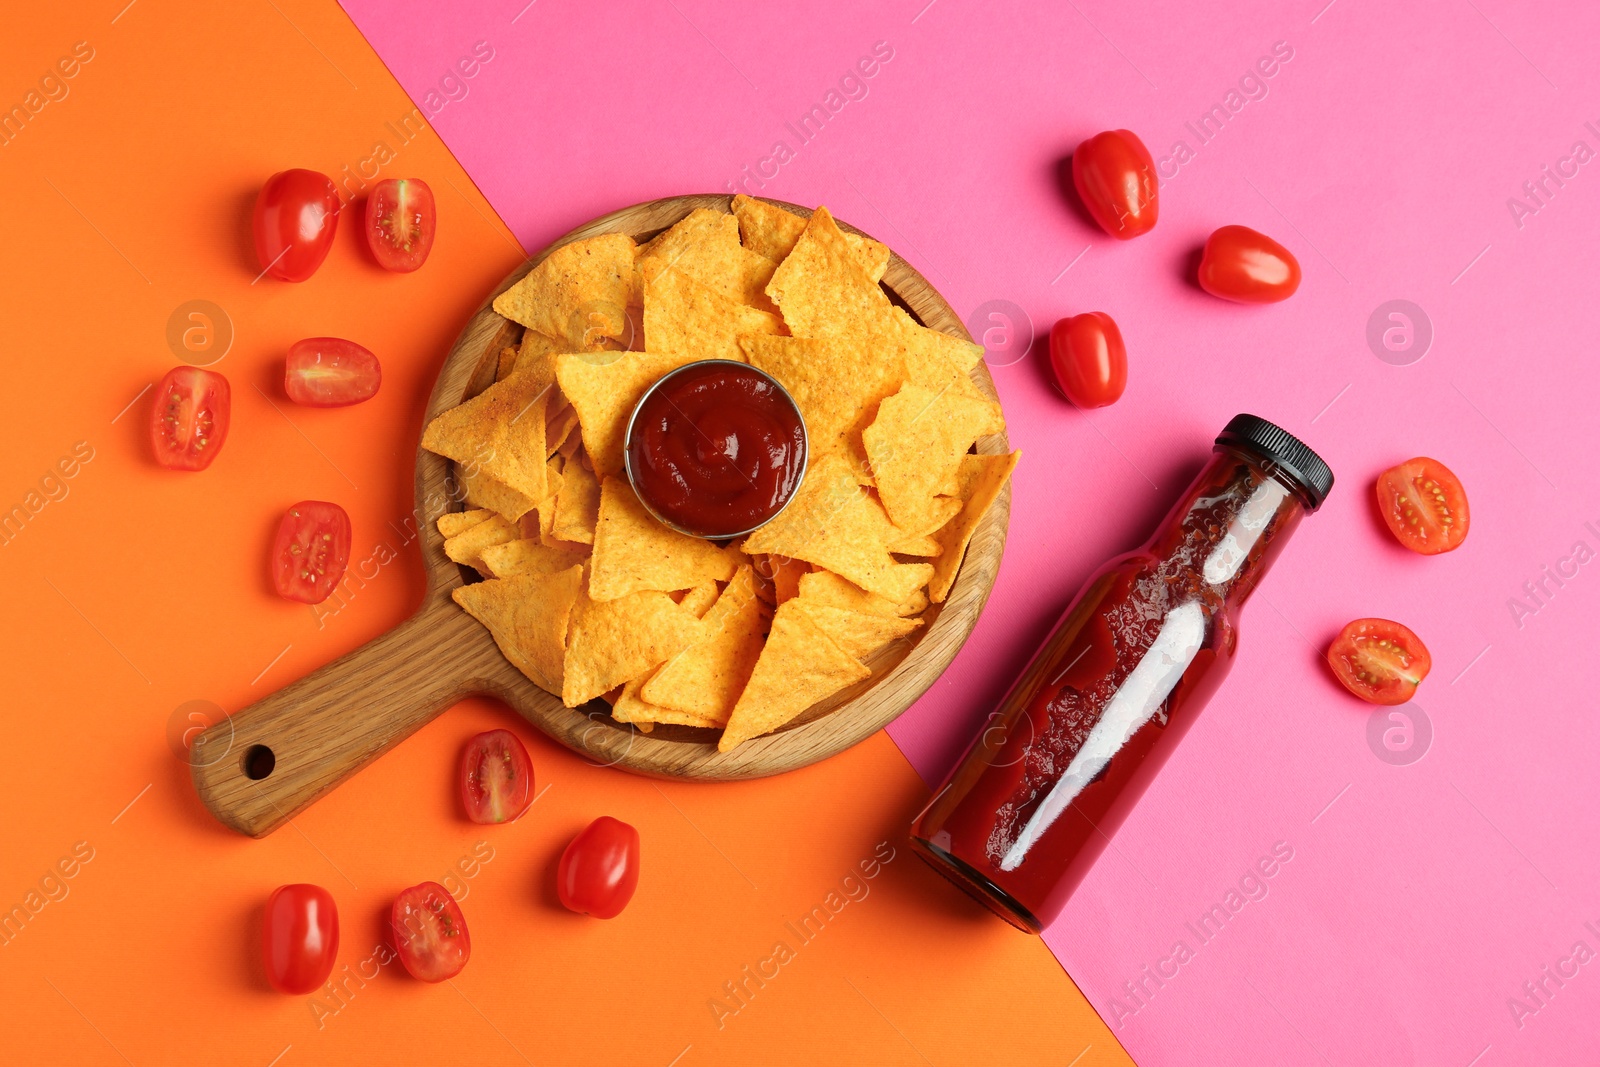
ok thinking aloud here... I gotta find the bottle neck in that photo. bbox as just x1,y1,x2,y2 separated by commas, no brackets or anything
1144,446,1309,611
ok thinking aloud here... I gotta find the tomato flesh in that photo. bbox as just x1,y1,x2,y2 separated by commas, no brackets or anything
391,881,470,982
1049,313,1128,408
460,729,534,824
1327,618,1431,705
558,816,640,919
285,338,382,407
150,366,231,471
1377,457,1469,555
263,884,339,995
1198,225,1301,303
271,501,351,604
1071,130,1159,239
365,178,436,272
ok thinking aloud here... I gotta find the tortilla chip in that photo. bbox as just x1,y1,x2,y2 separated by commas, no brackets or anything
642,567,769,723
741,334,906,460
422,368,551,503
551,456,601,544
492,233,639,351
641,259,782,364
636,208,752,304
675,580,722,618
764,207,893,339
555,350,696,476
460,464,540,523
437,509,494,539
794,601,922,660
562,586,705,706
929,451,1019,603
718,599,871,752
479,537,589,580
731,195,889,282
797,570,927,618
890,306,983,372
545,403,580,458
453,565,583,696
743,453,931,604
863,382,1005,534
611,674,724,729
889,532,943,557
495,345,518,382
590,478,738,600
766,555,807,606
443,513,519,574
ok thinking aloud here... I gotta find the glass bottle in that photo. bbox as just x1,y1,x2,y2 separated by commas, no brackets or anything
910,415,1334,932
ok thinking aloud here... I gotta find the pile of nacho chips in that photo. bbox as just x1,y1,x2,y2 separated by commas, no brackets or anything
422,197,1020,752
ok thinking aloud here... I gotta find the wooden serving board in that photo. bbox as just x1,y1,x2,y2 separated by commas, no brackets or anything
192,194,1012,837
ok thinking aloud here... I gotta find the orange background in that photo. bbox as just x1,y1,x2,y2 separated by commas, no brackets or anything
0,3,1132,1063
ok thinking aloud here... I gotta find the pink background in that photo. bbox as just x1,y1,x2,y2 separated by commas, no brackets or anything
339,1,1600,1063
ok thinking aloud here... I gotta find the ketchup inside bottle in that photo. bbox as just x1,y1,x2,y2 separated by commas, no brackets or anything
910,415,1333,932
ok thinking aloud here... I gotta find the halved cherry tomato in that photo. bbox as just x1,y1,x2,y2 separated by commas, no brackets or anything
1376,457,1469,555
271,501,351,604
253,169,340,282
1049,313,1128,408
1327,618,1431,705
149,366,231,471
460,729,534,824
1071,130,1158,239
262,884,339,994
391,881,470,982
1198,225,1301,303
364,178,436,273
558,816,640,919
285,338,382,407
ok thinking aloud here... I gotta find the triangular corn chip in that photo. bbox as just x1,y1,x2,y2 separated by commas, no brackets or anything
492,233,639,351
590,478,738,600
718,600,870,752
422,369,551,503
562,586,705,707
929,451,1019,603
453,565,584,697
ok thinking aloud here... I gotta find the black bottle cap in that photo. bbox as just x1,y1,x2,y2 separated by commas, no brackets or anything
1216,414,1335,511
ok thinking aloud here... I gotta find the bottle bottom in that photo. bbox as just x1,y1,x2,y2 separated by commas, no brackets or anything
908,835,1042,935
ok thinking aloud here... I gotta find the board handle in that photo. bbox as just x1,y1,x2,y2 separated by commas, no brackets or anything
191,603,484,837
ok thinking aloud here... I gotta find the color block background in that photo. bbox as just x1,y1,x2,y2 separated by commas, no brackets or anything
5,0,1600,1065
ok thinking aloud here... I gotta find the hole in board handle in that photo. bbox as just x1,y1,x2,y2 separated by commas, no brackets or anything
243,744,276,780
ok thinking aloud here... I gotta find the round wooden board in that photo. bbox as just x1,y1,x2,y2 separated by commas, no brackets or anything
192,194,1010,837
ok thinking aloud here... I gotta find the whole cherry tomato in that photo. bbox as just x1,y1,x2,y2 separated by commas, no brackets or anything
558,816,640,919
1326,618,1431,706
1049,313,1128,408
1197,225,1301,303
270,501,351,604
365,178,436,273
149,366,230,471
1071,130,1158,239
284,338,382,407
262,884,340,994
391,881,470,982
253,169,340,282
1376,457,1469,555
459,729,534,824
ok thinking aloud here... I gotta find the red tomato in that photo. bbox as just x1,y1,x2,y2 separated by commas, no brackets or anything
1071,130,1159,239
460,729,534,824
365,178,436,272
1376,457,1469,555
271,501,351,604
1049,313,1128,408
262,884,339,995
253,169,341,282
1198,225,1301,303
1327,619,1431,706
284,338,382,407
558,816,640,919
149,366,231,471
391,882,470,982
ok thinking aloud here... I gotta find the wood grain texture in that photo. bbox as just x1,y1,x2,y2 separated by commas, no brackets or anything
193,194,1011,837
